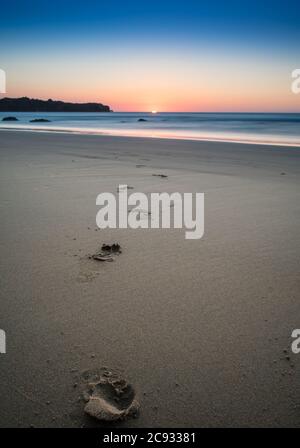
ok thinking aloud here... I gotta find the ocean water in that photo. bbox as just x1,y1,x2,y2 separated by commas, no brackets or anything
0,112,300,146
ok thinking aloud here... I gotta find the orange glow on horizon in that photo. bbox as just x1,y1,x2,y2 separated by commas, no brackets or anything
5,49,300,113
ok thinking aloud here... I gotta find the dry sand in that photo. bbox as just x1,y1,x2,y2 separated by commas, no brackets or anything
0,130,299,427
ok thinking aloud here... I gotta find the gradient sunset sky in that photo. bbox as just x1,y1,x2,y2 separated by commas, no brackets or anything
1,0,299,112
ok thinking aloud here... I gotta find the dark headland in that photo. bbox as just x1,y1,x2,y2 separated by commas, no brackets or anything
0,97,112,112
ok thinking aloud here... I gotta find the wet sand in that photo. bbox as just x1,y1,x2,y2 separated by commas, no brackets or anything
0,130,299,427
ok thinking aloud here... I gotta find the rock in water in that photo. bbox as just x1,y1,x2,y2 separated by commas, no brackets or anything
2,116,18,121
30,118,51,123
84,371,139,422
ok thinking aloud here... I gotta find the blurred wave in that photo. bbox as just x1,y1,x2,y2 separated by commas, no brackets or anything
1,112,300,146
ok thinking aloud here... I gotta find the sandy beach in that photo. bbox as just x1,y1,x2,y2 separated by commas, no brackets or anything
0,130,299,427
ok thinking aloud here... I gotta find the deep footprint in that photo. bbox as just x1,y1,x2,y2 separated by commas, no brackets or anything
84,370,139,422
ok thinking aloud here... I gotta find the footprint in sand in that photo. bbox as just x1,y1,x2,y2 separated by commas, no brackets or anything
117,185,134,192
152,173,168,178
128,208,151,220
83,369,139,422
90,243,122,262
76,244,122,282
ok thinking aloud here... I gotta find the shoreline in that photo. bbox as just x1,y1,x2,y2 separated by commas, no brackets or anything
1,126,300,148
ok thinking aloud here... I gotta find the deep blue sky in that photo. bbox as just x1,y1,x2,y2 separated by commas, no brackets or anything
1,0,299,46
